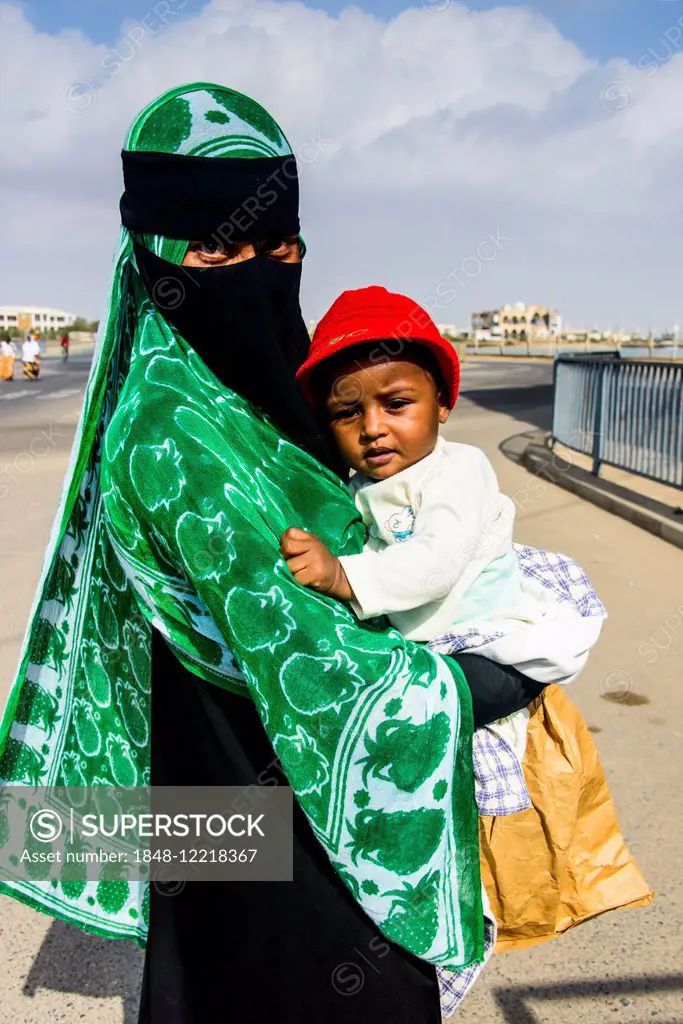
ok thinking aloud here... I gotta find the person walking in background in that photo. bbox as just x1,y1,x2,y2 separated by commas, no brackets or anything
0,336,16,380
21,335,41,379
60,331,70,362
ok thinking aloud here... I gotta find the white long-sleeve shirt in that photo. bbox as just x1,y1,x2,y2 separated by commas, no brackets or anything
22,340,40,362
339,437,602,688
340,438,524,637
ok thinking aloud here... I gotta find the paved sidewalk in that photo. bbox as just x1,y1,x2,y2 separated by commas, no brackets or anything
553,441,683,511
523,432,683,550
445,382,683,1022
0,374,146,1024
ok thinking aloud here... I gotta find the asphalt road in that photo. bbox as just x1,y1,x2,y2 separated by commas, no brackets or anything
0,350,93,426
1,357,682,1024
0,354,554,426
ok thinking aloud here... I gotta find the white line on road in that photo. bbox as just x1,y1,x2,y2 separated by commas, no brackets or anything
0,390,34,401
36,388,82,401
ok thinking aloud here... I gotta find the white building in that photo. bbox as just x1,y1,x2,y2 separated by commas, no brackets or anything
0,306,77,333
471,303,562,343
307,320,466,340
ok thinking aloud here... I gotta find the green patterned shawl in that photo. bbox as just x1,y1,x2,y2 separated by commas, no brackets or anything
0,84,484,968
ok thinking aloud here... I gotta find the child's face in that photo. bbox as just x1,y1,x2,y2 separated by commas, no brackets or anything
324,354,449,480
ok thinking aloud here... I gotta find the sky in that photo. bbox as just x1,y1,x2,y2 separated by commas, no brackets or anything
1,0,682,331
17,0,683,64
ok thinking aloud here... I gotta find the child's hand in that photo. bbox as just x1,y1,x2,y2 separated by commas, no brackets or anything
280,528,354,602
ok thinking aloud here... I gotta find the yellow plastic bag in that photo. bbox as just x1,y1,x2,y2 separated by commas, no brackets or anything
479,685,653,952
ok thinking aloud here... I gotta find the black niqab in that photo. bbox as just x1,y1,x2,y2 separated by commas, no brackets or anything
133,243,344,476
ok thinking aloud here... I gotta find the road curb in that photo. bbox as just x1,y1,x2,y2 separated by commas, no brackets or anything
522,443,683,551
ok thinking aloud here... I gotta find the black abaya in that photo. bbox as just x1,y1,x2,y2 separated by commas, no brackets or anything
137,629,443,1024
138,630,545,1023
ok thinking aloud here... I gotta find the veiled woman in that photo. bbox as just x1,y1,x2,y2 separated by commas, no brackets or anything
0,84,649,1023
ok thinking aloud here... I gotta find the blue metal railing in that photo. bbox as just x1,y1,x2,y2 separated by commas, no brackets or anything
552,354,683,489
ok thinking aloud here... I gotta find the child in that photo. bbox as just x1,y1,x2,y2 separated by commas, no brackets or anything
281,286,604,759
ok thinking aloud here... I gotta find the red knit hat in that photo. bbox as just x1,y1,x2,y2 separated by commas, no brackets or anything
296,286,460,410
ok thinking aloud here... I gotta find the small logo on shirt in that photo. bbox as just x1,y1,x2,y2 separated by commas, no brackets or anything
385,505,416,543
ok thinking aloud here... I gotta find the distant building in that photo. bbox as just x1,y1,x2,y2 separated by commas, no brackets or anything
471,303,561,343
0,306,77,334
307,320,466,340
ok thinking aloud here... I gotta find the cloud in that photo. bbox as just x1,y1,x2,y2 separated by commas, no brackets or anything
0,0,679,331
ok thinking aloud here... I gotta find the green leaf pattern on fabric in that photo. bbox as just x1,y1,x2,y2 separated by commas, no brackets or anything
0,266,485,965
99,294,483,967
0,84,484,968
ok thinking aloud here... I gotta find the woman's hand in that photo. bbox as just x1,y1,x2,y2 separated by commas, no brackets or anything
280,527,354,602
